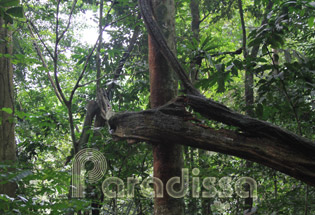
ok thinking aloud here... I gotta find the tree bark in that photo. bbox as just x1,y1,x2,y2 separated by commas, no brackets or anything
107,96,315,187
148,0,184,214
96,0,104,93
0,17,17,197
238,0,254,211
189,0,200,84
135,0,315,188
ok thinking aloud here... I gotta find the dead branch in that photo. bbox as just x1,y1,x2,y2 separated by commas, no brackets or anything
107,97,315,186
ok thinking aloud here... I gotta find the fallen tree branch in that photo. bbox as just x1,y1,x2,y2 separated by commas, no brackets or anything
182,95,314,150
93,0,315,188
107,97,315,186
138,0,314,150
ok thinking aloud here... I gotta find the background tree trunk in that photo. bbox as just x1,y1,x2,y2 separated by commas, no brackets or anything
189,0,200,84
238,0,254,211
0,17,17,197
148,0,184,214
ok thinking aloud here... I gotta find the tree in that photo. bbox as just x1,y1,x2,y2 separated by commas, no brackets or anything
2,0,314,214
108,0,315,187
0,16,16,198
0,0,24,198
148,0,184,214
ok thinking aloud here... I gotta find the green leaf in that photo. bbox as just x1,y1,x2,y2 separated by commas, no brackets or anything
11,170,33,182
4,53,12,58
1,107,12,114
37,66,48,72
256,64,274,73
248,37,263,48
200,35,211,49
256,104,264,118
5,6,23,18
195,72,217,90
308,17,314,28
272,34,284,46
3,13,13,23
262,44,268,55
215,64,227,93
233,59,243,70
255,57,268,63
231,66,238,76
14,53,24,59
15,110,26,119
248,29,257,39
283,1,297,6
0,0,19,7
0,194,14,202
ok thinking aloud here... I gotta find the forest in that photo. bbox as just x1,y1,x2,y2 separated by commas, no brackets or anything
0,0,315,214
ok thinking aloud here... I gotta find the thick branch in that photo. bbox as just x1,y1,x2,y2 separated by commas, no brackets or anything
77,101,99,152
138,0,313,149
107,98,315,186
182,95,314,150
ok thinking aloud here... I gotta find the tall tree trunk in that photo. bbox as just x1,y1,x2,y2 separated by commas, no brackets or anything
238,0,254,212
96,0,103,93
189,0,200,84
0,17,17,197
240,2,274,213
189,1,212,214
189,1,200,213
90,1,105,214
148,0,184,214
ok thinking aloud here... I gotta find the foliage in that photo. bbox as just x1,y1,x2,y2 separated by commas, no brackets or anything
0,0,314,214
0,0,23,23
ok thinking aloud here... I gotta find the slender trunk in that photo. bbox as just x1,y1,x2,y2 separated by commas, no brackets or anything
304,184,308,215
26,22,63,103
246,3,273,212
238,0,254,212
149,0,183,214
0,17,17,197
188,1,200,213
89,2,105,214
189,0,200,84
96,0,104,93
273,172,278,199
238,0,253,117
189,1,212,214
250,0,273,58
